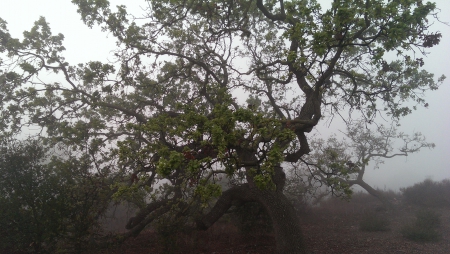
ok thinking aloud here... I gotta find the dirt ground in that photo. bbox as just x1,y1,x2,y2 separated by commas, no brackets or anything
90,193,450,254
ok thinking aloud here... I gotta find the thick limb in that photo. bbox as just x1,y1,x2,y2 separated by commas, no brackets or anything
196,184,254,229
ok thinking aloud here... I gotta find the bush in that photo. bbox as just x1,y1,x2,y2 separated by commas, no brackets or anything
0,139,111,253
0,139,65,253
401,179,450,207
359,213,390,232
401,210,442,242
415,209,441,229
401,224,441,243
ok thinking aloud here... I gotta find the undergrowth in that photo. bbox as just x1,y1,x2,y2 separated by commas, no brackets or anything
359,213,390,232
401,209,442,242
401,179,450,208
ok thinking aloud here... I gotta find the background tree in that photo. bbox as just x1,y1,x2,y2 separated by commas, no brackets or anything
287,120,435,207
0,0,445,253
0,139,59,253
0,138,112,253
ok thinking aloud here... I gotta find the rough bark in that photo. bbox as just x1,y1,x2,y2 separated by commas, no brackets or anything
197,183,306,254
256,190,306,254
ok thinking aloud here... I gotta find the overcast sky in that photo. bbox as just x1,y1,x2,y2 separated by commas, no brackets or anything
1,0,449,191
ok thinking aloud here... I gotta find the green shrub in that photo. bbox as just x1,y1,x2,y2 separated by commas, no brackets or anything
401,179,450,207
0,139,111,253
415,209,441,229
401,210,442,242
359,213,390,232
0,140,65,253
401,225,441,242
153,212,189,254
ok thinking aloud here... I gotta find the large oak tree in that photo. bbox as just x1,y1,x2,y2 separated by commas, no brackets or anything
0,0,445,253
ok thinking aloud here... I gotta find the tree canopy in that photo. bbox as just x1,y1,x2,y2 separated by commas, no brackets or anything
0,0,445,253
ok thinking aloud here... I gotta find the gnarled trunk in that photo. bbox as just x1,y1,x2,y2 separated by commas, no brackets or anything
197,183,306,254
256,190,306,254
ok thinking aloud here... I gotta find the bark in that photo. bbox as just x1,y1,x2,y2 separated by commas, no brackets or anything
198,183,307,254
196,185,255,230
256,190,306,254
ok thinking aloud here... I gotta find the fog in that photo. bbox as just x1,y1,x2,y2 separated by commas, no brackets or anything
1,0,449,192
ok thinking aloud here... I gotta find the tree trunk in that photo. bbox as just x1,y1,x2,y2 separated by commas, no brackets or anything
353,179,393,208
197,184,307,254
256,190,306,254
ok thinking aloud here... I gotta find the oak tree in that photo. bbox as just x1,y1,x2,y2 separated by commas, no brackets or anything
0,0,445,253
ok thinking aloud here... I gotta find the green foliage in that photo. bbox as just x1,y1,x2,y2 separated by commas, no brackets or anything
0,139,64,253
359,213,390,232
401,209,442,242
154,216,184,254
401,179,450,207
0,139,111,253
194,181,222,207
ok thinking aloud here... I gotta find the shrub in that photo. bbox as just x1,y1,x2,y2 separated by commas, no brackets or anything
401,179,450,207
153,212,192,254
401,225,441,242
359,213,390,232
401,210,442,242
0,139,111,253
0,139,66,253
415,209,441,229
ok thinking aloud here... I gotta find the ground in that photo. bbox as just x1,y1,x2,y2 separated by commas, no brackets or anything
89,192,450,254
